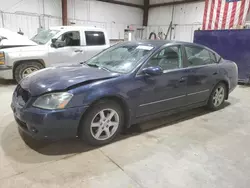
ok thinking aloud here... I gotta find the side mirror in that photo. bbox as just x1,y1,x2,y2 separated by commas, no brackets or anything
51,38,57,48
142,66,163,76
51,38,65,48
51,38,57,44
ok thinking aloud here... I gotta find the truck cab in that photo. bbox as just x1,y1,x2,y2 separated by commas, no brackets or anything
0,26,110,82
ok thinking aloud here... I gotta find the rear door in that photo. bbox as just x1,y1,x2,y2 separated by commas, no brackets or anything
183,45,219,105
83,30,109,61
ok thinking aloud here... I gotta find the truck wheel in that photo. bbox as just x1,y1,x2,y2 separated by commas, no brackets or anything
14,61,44,82
79,100,124,146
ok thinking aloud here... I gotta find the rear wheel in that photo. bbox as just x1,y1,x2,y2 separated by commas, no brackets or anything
207,83,227,110
79,100,124,146
14,61,44,82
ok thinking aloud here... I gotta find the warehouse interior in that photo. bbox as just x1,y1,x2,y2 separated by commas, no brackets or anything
1,0,250,187
2,0,250,41
0,0,237,41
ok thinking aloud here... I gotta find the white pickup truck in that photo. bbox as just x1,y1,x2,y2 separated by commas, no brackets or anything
0,26,110,82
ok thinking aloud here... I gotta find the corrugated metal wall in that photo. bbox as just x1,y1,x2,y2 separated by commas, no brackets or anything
68,0,143,39
0,11,62,38
148,0,204,42
0,0,62,38
0,0,143,39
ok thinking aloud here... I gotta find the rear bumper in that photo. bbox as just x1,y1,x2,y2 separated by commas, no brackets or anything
229,77,238,93
0,65,13,79
238,78,250,84
11,103,88,140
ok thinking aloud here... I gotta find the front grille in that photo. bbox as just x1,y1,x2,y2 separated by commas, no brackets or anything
15,116,28,130
16,85,31,103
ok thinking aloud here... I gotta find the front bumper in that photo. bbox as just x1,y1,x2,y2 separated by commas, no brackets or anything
0,65,13,79
11,102,88,140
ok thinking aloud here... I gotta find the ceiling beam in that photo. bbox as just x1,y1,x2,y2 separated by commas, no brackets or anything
96,0,144,9
149,0,205,8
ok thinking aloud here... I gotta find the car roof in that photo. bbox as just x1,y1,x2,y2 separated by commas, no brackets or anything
122,40,206,48
49,26,106,32
121,40,218,54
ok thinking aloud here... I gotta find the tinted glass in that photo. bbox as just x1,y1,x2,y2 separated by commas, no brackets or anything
85,31,105,46
209,51,218,63
146,46,182,71
185,46,216,66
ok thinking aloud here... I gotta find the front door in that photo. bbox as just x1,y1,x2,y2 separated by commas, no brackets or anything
48,30,85,66
183,45,219,105
136,45,188,117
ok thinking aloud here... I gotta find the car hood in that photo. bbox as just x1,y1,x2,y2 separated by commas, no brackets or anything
0,28,37,47
20,65,119,96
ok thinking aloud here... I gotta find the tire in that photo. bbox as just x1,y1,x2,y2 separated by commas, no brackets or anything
207,82,227,110
14,61,44,83
79,100,124,146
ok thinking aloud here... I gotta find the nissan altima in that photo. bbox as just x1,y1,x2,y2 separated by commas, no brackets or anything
11,40,238,145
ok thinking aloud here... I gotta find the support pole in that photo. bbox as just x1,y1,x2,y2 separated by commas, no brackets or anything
62,0,68,25
143,0,149,26
1,11,4,27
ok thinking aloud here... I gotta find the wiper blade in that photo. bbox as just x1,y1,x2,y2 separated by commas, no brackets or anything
80,61,87,65
86,63,111,72
99,66,111,72
87,64,99,68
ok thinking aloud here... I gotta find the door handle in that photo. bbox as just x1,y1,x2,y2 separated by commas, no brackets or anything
179,77,187,83
75,49,83,53
213,72,218,75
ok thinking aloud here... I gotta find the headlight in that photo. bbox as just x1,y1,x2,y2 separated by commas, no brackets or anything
0,51,5,65
33,92,73,110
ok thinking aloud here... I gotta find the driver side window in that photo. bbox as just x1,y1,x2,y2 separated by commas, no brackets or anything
145,46,182,72
57,31,80,47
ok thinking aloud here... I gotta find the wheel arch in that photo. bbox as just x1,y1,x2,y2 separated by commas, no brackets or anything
13,59,45,79
216,80,229,100
77,95,131,136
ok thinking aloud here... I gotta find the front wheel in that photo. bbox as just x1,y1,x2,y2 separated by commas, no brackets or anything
207,83,227,110
79,100,124,146
14,61,44,83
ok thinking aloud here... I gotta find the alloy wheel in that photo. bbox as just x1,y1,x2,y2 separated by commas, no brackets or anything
22,67,38,78
90,108,120,141
213,86,225,107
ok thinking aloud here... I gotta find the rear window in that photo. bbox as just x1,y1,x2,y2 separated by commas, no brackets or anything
209,51,217,63
185,46,217,66
214,52,221,63
85,31,105,46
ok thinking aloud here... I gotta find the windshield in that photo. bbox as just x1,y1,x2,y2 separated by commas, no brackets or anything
86,44,154,73
31,29,59,45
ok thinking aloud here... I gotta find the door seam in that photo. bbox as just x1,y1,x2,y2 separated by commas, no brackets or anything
187,89,210,96
139,95,186,107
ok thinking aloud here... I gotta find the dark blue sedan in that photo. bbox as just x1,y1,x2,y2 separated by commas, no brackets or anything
11,40,238,145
